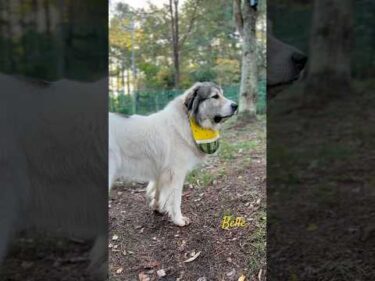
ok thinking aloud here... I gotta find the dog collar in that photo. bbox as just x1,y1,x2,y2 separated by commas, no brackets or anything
189,117,220,154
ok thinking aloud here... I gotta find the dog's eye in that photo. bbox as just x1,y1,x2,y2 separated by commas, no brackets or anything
212,94,219,99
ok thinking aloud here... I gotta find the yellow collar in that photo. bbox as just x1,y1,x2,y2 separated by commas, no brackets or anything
189,117,220,154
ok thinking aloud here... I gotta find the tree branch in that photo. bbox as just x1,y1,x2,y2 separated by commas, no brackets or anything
169,0,176,45
233,0,244,37
179,0,200,48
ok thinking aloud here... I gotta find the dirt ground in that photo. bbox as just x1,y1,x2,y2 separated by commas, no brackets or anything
109,117,266,281
1,234,95,281
267,80,375,280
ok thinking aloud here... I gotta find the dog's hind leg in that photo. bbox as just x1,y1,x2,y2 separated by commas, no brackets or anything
0,181,19,265
146,181,156,200
158,170,190,226
0,140,30,265
108,148,120,191
88,234,108,280
146,181,160,212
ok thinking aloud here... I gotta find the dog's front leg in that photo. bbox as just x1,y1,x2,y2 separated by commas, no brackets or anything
88,234,108,280
146,181,161,212
158,171,190,226
0,143,29,265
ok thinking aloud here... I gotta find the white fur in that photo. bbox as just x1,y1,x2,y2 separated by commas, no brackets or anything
0,74,107,279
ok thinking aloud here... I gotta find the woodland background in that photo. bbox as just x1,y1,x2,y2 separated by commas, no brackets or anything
108,0,267,116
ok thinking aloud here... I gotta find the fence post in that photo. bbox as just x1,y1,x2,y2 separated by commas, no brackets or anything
155,90,160,112
132,92,137,114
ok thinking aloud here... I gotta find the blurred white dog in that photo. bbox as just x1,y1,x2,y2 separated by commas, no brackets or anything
0,74,107,279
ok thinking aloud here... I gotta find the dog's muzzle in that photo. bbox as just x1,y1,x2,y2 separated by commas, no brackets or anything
214,103,238,123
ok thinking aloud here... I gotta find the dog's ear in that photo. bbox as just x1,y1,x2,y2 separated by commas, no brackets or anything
184,83,201,112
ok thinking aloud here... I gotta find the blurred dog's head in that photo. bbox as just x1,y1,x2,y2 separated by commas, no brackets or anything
267,20,307,89
184,82,238,130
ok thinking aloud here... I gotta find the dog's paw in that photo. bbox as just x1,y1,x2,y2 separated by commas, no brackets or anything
88,235,107,280
172,216,191,227
149,198,160,211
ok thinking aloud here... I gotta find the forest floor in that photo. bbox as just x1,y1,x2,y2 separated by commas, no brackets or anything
1,235,94,281
267,79,375,281
109,117,266,281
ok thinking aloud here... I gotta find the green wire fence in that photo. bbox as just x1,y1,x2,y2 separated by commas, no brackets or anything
109,80,266,115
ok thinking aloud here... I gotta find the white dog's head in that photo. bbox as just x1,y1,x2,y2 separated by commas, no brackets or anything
184,82,238,130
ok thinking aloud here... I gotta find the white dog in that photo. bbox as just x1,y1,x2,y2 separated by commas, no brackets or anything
0,74,107,279
109,82,238,226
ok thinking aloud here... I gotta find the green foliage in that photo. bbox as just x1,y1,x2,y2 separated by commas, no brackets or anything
189,67,217,82
109,0,245,91
109,81,267,116
186,169,215,187
219,139,258,160
247,210,266,275
213,58,241,85
0,1,107,81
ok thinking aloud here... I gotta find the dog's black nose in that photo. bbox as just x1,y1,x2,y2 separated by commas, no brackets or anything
292,52,307,71
231,103,238,112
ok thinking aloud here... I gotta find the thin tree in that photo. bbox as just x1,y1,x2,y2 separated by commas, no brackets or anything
304,0,353,105
233,0,258,119
168,0,199,89
169,0,180,88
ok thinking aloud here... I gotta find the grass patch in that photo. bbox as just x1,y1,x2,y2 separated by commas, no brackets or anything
219,139,258,160
186,169,215,187
247,210,266,276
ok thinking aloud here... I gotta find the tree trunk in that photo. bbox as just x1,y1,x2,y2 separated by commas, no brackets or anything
56,0,65,79
43,0,51,35
169,0,180,89
126,68,130,95
121,64,125,93
130,19,137,113
6,0,15,71
234,0,257,118
304,0,353,105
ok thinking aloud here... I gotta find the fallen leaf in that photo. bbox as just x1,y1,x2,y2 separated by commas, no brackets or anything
184,251,201,263
307,223,318,231
157,269,166,278
138,272,150,281
238,274,246,281
226,269,236,277
116,267,123,274
178,240,187,252
290,273,298,281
